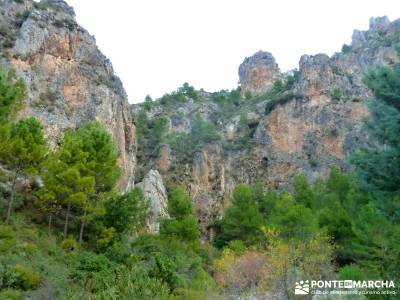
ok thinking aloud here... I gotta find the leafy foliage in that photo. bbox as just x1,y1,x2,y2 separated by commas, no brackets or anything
190,113,220,144
160,82,201,105
104,187,149,234
160,185,200,243
1,117,47,223
214,184,263,248
363,63,400,110
0,66,26,124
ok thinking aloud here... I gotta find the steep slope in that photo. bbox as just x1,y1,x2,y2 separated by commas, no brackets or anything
133,16,400,236
0,0,136,190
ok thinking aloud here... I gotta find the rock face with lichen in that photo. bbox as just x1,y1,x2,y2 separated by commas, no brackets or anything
0,0,136,190
133,17,400,237
137,169,169,233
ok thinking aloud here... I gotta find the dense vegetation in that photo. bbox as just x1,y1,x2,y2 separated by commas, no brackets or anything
1,55,400,299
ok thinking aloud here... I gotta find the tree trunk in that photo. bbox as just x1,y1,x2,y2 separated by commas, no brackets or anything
48,213,53,236
64,203,71,237
79,210,87,244
5,174,18,225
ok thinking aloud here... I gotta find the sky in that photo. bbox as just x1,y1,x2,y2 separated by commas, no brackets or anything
65,0,400,104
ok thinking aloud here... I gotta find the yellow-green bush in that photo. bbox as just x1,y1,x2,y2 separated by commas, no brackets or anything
22,242,38,256
12,264,40,290
0,225,16,253
61,238,77,251
0,289,22,300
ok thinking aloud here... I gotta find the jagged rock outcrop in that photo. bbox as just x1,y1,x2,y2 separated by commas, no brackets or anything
0,0,136,190
137,169,168,233
133,16,400,238
239,51,281,96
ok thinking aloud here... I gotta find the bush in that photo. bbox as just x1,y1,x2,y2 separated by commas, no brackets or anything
61,238,77,251
22,242,38,256
70,252,116,292
160,186,200,243
214,185,264,248
159,83,201,105
191,114,220,144
338,264,365,281
144,95,153,111
331,87,342,102
0,289,21,300
96,227,116,248
0,226,16,253
104,187,149,234
226,240,246,255
244,90,252,100
210,88,241,112
341,44,352,53
213,249,269,295
104,241,131,264
12,264,40,290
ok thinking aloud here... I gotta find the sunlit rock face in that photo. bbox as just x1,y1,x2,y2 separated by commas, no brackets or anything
132,17,400,238
0,0,136,190
239,51,281,96
137,170,168,233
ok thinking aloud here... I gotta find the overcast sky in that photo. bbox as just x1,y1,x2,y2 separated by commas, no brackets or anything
66,0,400,104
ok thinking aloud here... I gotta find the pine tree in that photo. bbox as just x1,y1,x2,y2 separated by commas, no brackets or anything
267,192,319,241
1,118,47,224
75,122,120,243
39,131,94,237
352,62,400,211
215,184,263,247
351,203,400,279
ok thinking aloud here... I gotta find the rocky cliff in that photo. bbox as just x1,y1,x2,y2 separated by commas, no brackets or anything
239,51,280,96
0,0,136,190
133,16,400,237
2,0,399,238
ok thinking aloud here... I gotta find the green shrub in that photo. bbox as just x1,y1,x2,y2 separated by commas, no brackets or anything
104,187,149,235
61,238,77,251
0,289,21,300
226,240,246,255
244,90,252,100
104,241,131,264
191,114,220,144
0,25,17,49
160,186,200,243
96,227,116,248
210,88,241,112
22,242,38,256
144,95,153,111
0,226,16,253
342,44,352,53
70,252,116,292
331,87,342,102
159,83,201,105
338,264,365,281
12,264,40,290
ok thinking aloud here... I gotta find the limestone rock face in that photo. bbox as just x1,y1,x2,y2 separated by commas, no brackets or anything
133,16,400,238
137,170,168,233
0,0,136,190
239,51,280,96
